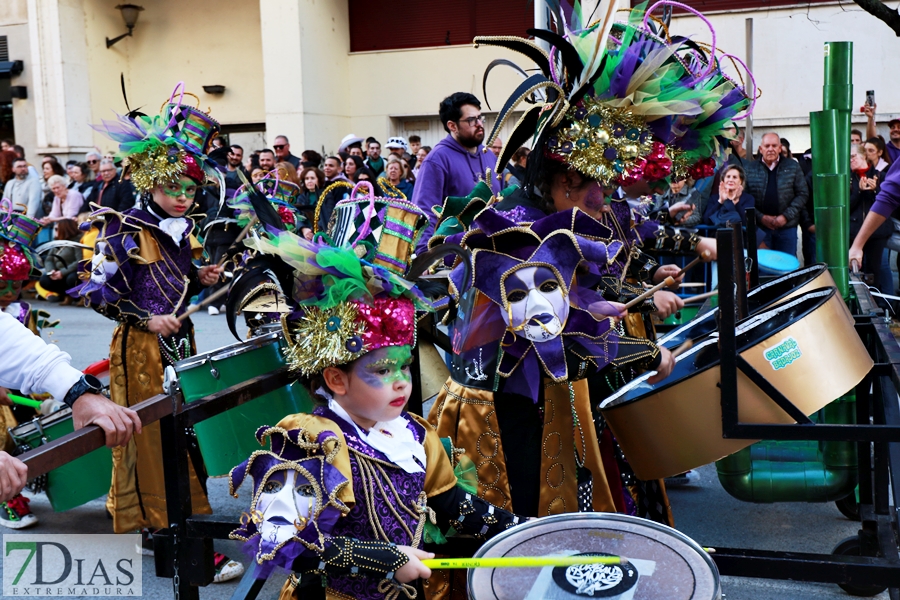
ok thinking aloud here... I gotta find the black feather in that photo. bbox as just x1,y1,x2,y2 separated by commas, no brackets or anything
483,59,531,110
408,244,472,295
495,105,544,176
527,29,584,86
474,37,551,76
234,169,286,232
484,73,555,148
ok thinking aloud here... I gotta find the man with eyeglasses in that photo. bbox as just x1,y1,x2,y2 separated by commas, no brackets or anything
412,92,501,252
272,135,300,169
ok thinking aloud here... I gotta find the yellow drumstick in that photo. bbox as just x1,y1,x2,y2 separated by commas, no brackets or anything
422,555,626,569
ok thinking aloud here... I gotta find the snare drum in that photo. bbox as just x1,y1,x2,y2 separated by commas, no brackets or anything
175,332,313,476
10,408,113,512
600,288,872,480
469,513,720,600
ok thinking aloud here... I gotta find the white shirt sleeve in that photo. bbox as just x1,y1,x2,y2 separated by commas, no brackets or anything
0,311,83,401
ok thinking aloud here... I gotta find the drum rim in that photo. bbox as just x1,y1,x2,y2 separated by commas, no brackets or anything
9,407,74,439
602,287,836,409
467,512,720,599
658,263,828,348
173,332,280,372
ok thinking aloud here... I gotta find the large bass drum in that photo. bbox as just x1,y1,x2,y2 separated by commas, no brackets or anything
600,288,872,481
660,263,839,349
468,513,720,599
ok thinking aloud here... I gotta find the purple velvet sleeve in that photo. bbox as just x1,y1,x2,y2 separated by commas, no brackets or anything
871,159,900,218
411,154,448,253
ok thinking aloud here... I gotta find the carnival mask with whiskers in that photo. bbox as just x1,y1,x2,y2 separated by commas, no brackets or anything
502,266,569,342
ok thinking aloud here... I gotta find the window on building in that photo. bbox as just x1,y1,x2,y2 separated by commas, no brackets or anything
349,0,533,52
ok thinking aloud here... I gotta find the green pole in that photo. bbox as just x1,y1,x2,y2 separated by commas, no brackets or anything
813,173,850,296
823,41,853,112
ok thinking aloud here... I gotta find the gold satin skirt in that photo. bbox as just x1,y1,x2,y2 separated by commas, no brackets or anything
106,324,211,534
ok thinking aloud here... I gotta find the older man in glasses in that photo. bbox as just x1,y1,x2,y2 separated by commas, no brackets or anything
411,91,501,252
272,135,300,169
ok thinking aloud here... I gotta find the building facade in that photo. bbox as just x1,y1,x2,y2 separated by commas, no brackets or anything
0,0,896,165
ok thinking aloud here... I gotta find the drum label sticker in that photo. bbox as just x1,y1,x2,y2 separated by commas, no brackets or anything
764,336,802,371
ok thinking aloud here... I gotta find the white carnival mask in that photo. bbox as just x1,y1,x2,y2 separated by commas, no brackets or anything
89,241,118,284
255,469,318,548
502,266,569,342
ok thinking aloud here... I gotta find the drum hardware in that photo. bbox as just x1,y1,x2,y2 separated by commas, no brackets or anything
424,555,626,569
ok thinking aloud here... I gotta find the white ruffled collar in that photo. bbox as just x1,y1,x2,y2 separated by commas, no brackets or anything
324,395,426,474
147,205,191,245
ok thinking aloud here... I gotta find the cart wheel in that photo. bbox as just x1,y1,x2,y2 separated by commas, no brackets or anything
835,493,860,521
831,536,886,596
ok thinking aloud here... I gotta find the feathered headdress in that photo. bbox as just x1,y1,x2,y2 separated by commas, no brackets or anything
92,82,225,197
229,172,304,233
478,0,755,188
241,181,470,376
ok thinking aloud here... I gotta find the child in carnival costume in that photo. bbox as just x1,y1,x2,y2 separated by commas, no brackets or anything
229,181,530,600
69,83,244,582
443,0,755,525
0,201,54,529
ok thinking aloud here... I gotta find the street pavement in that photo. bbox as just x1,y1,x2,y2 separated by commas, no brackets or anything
1,299,889,599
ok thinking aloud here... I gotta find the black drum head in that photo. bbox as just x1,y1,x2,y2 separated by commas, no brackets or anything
550,553,639,597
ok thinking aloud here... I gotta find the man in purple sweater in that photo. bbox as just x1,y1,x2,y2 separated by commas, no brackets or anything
412,92,502,252
850,158,900,268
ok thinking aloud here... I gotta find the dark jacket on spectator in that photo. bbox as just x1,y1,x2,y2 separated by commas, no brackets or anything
743,158,808,228
703,192,755,227
851,166,892,241
95,178,137,213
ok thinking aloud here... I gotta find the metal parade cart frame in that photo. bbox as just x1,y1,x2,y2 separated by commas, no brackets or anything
15,226,900,598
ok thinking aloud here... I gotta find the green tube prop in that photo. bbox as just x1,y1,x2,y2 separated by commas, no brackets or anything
716,396,857,503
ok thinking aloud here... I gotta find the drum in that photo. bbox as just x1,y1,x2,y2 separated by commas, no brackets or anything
600,288,872,480
10,408,113,512
659,263,840,350
468,513,720,600
756,248,800,276
174,332,313,476
661,305,700,327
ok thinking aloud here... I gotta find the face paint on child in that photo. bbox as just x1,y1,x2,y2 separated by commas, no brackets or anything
336,345,415,429
351,345,413,388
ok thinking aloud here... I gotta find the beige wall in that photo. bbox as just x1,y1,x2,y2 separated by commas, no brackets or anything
81,0,265,153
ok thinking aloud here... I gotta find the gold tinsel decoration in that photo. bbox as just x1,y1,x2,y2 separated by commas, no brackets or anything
282,303,366,377
548,99,653,185
127,146,188,193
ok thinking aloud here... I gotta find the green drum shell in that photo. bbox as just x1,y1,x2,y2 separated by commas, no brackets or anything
175,333,313,477
10,408,113,512
663,304,701,326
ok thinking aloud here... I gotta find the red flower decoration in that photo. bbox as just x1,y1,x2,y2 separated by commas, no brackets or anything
277,205,296,226
688,157,717,180
0,244,30,281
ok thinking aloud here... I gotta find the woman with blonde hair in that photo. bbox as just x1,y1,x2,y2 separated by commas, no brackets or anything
41,175,83,225
275,161,300,185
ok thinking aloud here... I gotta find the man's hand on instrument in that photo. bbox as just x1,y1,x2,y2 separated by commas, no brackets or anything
0,387,11,407
0,452,28,503
652,291,684,319
198,265,223,286
652,264,684,287
647,347,675,385
148,315,181,336
72,393,142,448
695,237,717,261
395,546,434,583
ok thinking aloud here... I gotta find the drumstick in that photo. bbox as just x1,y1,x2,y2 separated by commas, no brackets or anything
422,555,626,570
671,340,694,358
176,285,231,322
622,277,675,310
674,250,711,279
7,393,43,409
216,217,258,268
682,290,718,304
